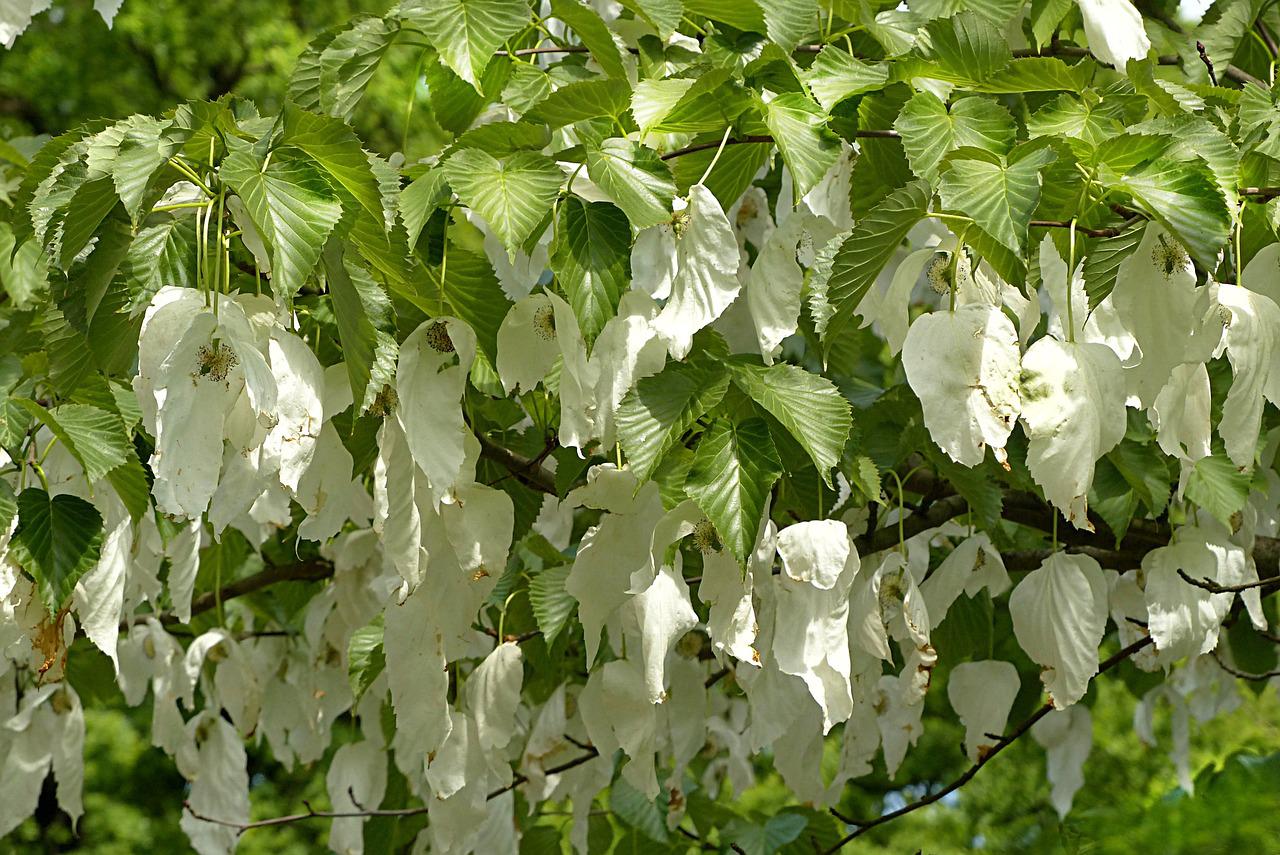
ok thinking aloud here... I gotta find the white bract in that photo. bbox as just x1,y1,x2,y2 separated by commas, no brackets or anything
903,304,1022,466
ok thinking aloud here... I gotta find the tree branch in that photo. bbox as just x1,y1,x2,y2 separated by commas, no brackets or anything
183,747,602,832
1176,568,1280,594
1211,650,1280,681
822,636,1154,852
476,432,557,495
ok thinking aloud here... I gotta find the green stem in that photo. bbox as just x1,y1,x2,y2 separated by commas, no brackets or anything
152,201,209,213
697,126,733,187
402,50,428,156
1065,219,1077,344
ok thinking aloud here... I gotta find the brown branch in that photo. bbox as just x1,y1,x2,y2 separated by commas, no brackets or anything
1211,650,1280,680
822,636,1154,853
184,747,602,832
1030,220,1123,238
120,559,335,631
1176,568,1280,595
476,433,557,495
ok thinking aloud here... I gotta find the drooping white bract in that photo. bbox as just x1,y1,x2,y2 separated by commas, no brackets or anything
631,211,679,301
865,247,932,356
948,660,1019,762
1216,283,1280,468
579,658,660,796
848,550,935,704
902,304,1022,467
1031,704,1092,818
383,585,452,790
135,287,278,518
1111,227,1215,407
589,291,667,449
746,210,809,363
1019,336,1126,529
566,469,666,666
395,316,476,504
1151,363,1213,465
496,291,598,453
177,712,249,855
1076,0,1150,68
0,684,84,837
326,740,387,855
652,184,742,360
1146,535,1233,660
628,563,699,703
772,520,860,731
920,532,1010,623
1010,552,1108,709
467,641,523,753
1144,526,1254,663
1039,235,1135,364
464,207,549,300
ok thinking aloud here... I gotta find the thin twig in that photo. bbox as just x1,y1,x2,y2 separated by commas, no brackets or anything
1212,650,1280,680
184,748,603,833
1176,568,1280,595
822,636,1154,853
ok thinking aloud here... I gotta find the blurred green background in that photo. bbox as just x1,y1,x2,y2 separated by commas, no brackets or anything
4,2,1280,853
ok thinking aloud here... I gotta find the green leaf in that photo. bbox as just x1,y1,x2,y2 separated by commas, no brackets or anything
756,0,817,50
802,46,890,112
443,149,563,255
347,617,385,704
938,143,1056,254
220,143,343,299
289,16,401,120
402,0,529,89
11,488,104,614
550,198,629,340
1098,156,1231,269
925,11,1011,83
610,778,670,844
430,248,512,366
686,418,781,560
585,138,676,230
549,0,627,78
669,140,771,210
1026,93,1126,148
723,814,808,855
529,563,575,646
86,115,178,223
1081,221,1145,311
323,244,400,413
725,359,851,486
58,177,120,271
13,400,131,484
281,104,385,226
119,216,194,313
398,168,450,246
106,457,151,523
894,92,1016,181
524,79,632,129
1106,439,1171,516
617,356,731,484
764,93,841,196
631,70,748,136
823,179,930,344
630,0,684,38
0,482,16,536
1186,451,1250,528
963,57,1089,93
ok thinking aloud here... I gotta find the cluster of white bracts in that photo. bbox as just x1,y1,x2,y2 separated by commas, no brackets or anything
902,228,1279,527
4,136,1280,852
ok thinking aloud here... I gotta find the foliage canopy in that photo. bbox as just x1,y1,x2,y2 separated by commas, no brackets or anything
4,0,1280,852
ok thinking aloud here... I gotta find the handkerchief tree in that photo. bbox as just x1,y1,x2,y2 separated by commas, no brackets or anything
3,0,1280,851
